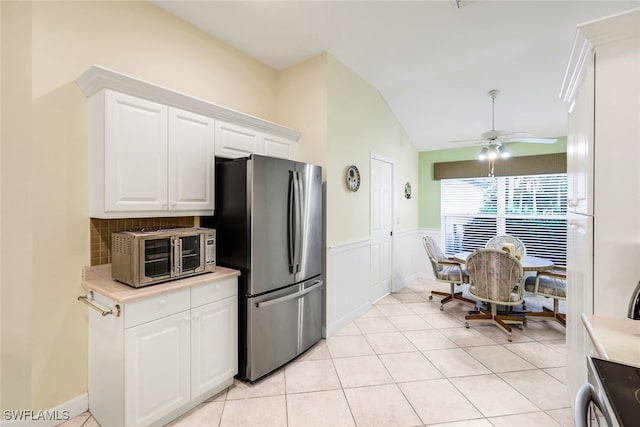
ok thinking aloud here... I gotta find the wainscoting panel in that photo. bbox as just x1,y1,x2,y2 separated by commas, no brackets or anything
326,240,372,337
325,228,441,337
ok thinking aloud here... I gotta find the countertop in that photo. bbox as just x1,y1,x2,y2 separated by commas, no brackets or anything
582,313,640,367
82,264,241,303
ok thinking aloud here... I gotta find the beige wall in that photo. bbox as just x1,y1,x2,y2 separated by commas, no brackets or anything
326,55,419,245
1,0,34,412
2,0,419,412
3,0,282,411
275,54,328,173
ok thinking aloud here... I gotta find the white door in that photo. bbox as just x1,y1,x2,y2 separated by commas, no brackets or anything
124,311,190,427
104,90,168,213
190,297,237,399
370,156,393,302
168,107,215,212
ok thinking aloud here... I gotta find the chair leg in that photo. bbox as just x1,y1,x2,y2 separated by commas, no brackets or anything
465,307,523,342
431,283,475,310
525,299,566,327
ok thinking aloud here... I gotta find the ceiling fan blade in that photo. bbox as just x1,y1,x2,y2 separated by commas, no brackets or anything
514,137,558,144
448,138,484,144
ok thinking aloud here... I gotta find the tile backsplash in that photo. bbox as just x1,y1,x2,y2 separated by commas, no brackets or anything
90,217,196,266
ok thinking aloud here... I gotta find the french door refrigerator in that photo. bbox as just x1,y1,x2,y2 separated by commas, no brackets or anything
201,154,323,381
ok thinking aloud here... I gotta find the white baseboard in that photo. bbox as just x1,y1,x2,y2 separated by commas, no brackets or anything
0,394,89,427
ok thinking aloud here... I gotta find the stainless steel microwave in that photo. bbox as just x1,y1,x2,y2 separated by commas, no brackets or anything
112,227,215,287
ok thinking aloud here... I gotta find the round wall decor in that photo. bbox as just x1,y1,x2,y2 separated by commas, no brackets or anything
346,165,361,192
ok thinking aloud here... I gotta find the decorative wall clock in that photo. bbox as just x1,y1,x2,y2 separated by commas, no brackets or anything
346,165,361,192
405,182,412,199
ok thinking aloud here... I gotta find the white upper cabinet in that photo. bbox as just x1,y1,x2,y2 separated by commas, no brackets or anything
263,133,296,160
103,91,169,214
215,121,262,159
77,65,301,218
89,90,215,218
566,54,594,215
169,108,215,212
215,120,297,160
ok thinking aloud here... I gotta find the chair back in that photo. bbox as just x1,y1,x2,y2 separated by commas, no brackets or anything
466,249,524,304
486,235,527,257
422,236,446,274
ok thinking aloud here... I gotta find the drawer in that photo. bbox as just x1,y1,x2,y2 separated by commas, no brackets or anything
124,289,190,328
191,277,238,308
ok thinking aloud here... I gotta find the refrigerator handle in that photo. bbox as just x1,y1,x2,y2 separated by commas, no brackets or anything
255,280,323,309
294,171,303,273
288,170,296,273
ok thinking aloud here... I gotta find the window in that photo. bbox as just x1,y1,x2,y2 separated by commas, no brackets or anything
441,174,567,265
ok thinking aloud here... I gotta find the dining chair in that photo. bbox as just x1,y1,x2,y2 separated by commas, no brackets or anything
485,235,527,258
524,266,566,326
422,236,476,311
464,248,525,341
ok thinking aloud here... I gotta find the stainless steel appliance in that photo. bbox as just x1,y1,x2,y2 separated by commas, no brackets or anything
575,356,640,427
202,154,323,381
111,227,216,287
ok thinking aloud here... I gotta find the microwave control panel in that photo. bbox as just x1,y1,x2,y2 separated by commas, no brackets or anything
205,237,216,267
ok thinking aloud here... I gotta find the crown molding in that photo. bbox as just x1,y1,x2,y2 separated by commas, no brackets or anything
559,8,639,104
75,65,301,141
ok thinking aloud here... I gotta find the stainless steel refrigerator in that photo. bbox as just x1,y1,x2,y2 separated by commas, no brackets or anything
201,154,323,381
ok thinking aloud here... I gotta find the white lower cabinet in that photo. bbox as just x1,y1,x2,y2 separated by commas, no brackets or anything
191,297,237,399
88,277,238,427
125,311,191,427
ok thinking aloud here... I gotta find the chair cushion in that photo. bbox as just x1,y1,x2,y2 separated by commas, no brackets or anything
435,266,469,283
524,275,566,298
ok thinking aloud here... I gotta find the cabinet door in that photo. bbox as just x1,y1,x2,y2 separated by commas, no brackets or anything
215,121,262,159
567,54,594,215
263,134,295,159
105,90,169,213
190,296,237,399
169,108,215,212
125,311,190,427
566,213,593,406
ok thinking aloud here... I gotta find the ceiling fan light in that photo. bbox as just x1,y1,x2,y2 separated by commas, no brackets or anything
499,146,510,158
478,147,488,160
487,145,498,160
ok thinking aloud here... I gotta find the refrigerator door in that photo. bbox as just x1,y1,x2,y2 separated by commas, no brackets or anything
246,278,323,381
249,155,323,295
294,162,323,283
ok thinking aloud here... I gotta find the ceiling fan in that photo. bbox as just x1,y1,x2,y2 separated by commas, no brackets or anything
450,89,558,149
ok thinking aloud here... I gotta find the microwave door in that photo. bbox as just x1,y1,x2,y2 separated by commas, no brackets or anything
177,234,205,275
139,237,173,284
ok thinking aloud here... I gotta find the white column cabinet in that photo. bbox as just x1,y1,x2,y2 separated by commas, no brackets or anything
561,8,640,411
88,276,238,427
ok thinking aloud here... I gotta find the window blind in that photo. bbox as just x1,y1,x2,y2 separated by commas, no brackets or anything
441,174,567,265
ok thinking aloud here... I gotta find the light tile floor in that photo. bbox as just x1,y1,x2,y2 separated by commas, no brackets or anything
62,279,574,427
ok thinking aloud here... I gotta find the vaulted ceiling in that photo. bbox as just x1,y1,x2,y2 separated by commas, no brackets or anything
152,1,639,151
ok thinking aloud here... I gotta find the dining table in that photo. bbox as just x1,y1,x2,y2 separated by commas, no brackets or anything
453,251,554,272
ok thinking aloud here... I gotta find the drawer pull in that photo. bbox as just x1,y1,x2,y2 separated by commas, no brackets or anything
78,291,121,317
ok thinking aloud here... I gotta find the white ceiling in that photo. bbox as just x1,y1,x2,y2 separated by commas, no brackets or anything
151,0,639,151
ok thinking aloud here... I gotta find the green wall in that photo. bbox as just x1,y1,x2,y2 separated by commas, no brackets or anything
418,137,567,228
